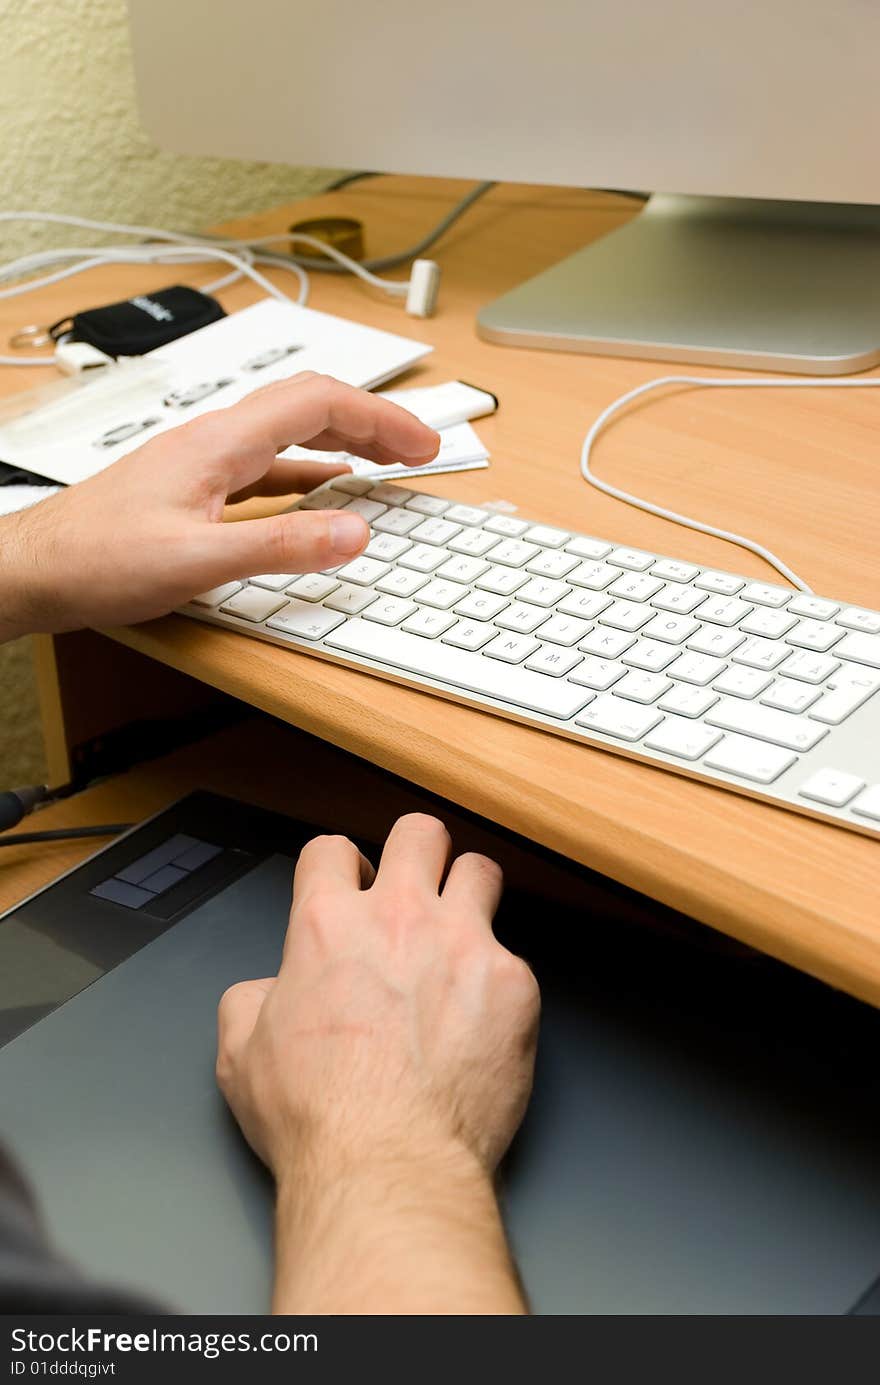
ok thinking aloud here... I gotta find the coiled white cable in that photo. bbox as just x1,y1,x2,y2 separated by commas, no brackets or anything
580,373,880,593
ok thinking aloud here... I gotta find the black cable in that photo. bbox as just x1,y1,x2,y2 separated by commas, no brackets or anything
0,824,132,848
324,170,381,192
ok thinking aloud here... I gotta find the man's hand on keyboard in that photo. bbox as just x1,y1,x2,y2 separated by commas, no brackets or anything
0,373,439,642
216,813,540,1314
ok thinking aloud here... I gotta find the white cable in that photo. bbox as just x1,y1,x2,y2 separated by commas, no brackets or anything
581,373,880,593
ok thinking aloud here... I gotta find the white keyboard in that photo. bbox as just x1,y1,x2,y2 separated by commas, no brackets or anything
182,476,880,840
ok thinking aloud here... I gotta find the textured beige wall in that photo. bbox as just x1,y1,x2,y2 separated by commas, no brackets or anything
1,0,337,785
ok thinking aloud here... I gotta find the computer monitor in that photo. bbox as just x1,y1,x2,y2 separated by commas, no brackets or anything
128,1,880,374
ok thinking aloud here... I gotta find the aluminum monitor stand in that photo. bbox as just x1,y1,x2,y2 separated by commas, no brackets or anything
478,196,880,375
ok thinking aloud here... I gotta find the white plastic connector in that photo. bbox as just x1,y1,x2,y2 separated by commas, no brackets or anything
54,338,114,375
405,259,441,317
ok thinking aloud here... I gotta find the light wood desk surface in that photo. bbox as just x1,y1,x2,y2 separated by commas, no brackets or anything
2,179,878,1003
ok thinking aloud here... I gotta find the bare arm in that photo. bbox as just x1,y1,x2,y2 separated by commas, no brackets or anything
217,815,540,1315
0,371,439,643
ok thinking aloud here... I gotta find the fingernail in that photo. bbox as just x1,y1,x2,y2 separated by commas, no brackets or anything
329,512,368,556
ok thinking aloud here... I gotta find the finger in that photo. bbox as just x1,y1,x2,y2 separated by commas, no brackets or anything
190,375,441,497
207,507,369,582
372,813,452,898
293,832,376,901
441,852,504,925
227,458,352,504
216,978,274,1063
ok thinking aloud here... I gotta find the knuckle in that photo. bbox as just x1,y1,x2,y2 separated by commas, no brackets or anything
495,948,541,1010
398,812,449,841
459,852,503,887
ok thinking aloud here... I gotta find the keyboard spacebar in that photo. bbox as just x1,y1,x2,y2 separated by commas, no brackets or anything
324,619,591,719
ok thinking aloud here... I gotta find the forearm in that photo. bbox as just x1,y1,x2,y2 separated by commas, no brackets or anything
0,513,50,644
272,1147,527,1316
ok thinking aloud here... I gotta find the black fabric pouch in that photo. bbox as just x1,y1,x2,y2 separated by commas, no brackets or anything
50,286,226,357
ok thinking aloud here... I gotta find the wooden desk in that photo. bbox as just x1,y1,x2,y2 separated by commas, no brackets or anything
3,179,878,1003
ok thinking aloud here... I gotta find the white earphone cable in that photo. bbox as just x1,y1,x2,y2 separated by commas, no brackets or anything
581,373,880,593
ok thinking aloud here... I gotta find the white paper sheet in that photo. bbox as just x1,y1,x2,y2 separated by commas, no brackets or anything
0,299,432,487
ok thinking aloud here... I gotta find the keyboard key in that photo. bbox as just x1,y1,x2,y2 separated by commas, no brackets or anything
580,628,636,658
454,590,510,621
608,572,665,602
436,555,490,583
742,582,792,608
298,487,353,510
398,543,449,573
495,602,546,633
650,559,699,583
808,674,879,724
731,637,789,671
739,608,797,639
524,524,569,548
696,595,752,627
401,608,457,638
286,574,340,602
609,547,655,571
615,671,672,704
372,508,423,536
325,621,593,718
527,550,581,579
362,595,418,626
344,497,387,523
667,651,726,686
836,608,880,634
622,639,679,672
557,590,613,620
375,567,429,597
788,595,839,620
266,601,347,640
220,588,288,622
642,613,699,644
644,716,722,761
712,666,772,699
834,632,880,668
686,626,745,657
445,504,489,526
536,614,592,646
705,698,827,751
657,685,718,718
599,600,654,632
574,694,662,741
524,645,583,677
329,476,373,496
410,517,462,545
778,649,840,684
852,785,880,822
568,656,626,690
484,632,541,664
442,620,496,651
484,514,529,537
405,493,450,516
418,579,469,610
518,577,571,608
475,565,530,596
703,734,797,784
650,583,705,615
487,538,540,567
367,483,413,507
694,571,745,595
798,768,865,808
249,573,297,591
568,561,620,590
786,620,845,653
191,582,242,608
365,533,412,562
448,528,499,556
760,679,821,714
336,556,391,586
324,583,378,614
565,536,612,559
